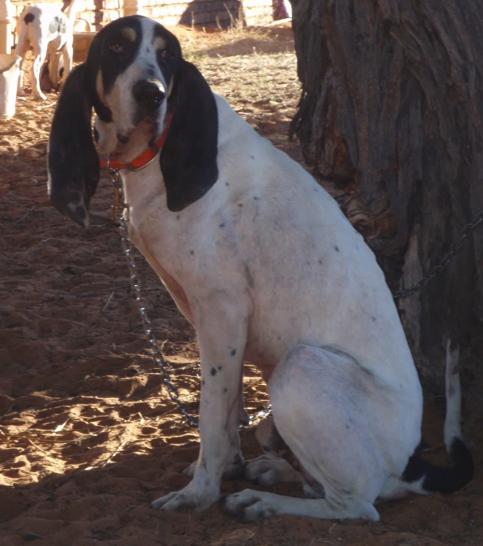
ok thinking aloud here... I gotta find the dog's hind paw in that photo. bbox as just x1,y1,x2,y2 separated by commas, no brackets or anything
223,489,277,522
245,454,299,486
223,489,380,522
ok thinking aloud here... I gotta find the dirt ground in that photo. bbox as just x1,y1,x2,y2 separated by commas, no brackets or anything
1,24,482,546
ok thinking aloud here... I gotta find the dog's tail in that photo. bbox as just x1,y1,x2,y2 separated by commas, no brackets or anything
401,340,474,494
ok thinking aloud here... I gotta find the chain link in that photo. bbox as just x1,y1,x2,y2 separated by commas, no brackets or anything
111,169,199,428
394,209,483,300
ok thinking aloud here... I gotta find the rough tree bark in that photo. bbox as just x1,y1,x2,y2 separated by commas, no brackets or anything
290,0,483,400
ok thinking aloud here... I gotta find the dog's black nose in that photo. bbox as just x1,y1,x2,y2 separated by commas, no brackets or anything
133,80,165,110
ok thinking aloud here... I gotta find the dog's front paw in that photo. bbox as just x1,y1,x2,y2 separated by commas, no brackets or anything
152,483,219,512
183,455,244,480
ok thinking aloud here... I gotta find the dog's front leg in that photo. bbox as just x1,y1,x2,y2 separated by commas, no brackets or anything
152,294,248,512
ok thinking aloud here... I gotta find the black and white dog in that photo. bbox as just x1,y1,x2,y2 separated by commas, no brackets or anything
48,16,473,521
16,0,79,100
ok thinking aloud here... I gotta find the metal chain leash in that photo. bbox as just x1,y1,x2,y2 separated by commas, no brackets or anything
394,209,483,300
110,169,199,428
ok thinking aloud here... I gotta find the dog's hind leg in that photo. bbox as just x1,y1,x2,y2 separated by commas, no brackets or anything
64,40,73,79
31,42,48,99
15,30,29,96
245,415,312,490
244,452,325,499
225,344,413,521
47,38,70,91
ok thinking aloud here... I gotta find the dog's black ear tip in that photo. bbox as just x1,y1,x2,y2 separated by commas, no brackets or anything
50,192,90,228
166,195,198,213
166,199,184,213
68,206,90,228
165,175,218,212
65,203,90,228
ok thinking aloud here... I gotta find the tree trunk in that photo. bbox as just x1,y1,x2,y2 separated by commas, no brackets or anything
290,0,483,401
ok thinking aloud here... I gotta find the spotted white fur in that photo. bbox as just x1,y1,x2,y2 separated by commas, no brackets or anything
16,0,79,100
49,16,473,522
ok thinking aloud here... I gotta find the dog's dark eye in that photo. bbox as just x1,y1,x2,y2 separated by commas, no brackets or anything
158,49,167,59
109,42,124,54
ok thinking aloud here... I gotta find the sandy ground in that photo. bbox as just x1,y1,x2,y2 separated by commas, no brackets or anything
1,24,482,546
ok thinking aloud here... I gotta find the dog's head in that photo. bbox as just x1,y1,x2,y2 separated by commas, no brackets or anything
48,15,218,226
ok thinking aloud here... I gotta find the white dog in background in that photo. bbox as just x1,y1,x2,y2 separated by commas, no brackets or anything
16,0,79,100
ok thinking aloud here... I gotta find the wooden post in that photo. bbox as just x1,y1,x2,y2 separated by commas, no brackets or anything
0,0,14,54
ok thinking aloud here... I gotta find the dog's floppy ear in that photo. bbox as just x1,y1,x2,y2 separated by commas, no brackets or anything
161,61,218,212
48,64,99,227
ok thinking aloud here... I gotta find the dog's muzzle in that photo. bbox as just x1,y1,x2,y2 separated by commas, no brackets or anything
133,80,165,112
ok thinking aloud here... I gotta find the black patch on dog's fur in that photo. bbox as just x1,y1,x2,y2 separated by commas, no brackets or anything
24,13,35,24
94,17,143,97
49,15,67,35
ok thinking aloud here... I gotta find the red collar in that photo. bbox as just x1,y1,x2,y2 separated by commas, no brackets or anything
99,113,173,171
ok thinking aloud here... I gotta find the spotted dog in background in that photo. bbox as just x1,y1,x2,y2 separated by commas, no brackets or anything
16,0,79,100
47,16,473,521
